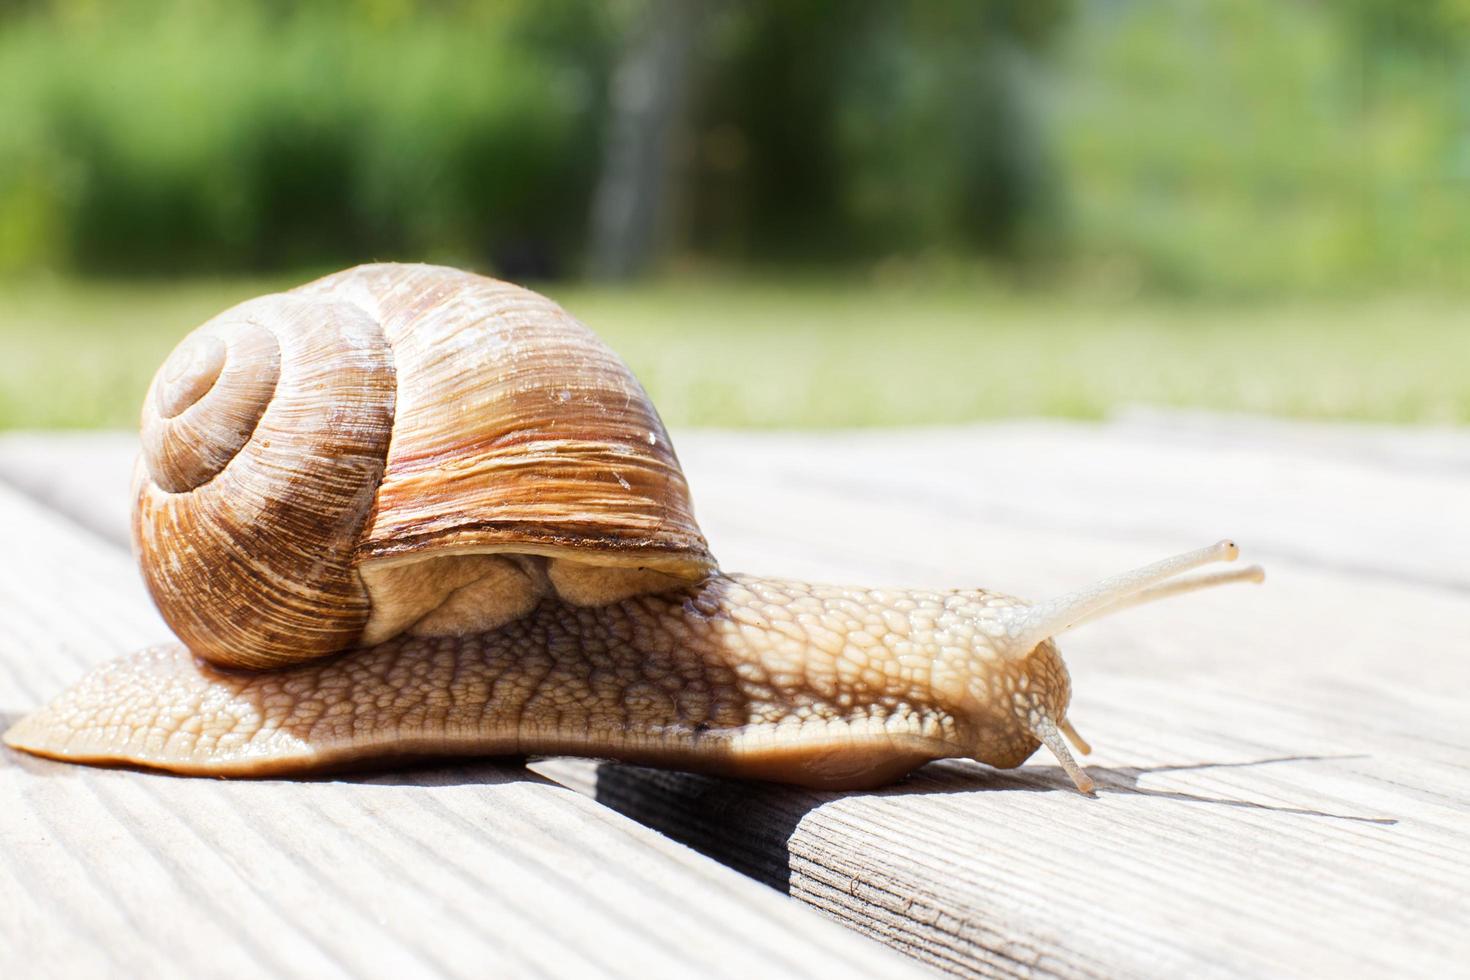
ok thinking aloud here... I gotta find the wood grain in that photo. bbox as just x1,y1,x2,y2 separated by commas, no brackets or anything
573,416,1470,978
3,417,1468,978
0,481,922,980
559,675,1467,978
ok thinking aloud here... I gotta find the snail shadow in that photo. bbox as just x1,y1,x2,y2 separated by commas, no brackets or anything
589,753,1397,896
307,754,543,790
1082,755,1397,824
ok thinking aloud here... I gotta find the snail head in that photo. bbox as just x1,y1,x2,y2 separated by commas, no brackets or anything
953,540,1264,793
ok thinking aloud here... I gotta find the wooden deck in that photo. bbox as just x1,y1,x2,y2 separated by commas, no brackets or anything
2,414,1467,978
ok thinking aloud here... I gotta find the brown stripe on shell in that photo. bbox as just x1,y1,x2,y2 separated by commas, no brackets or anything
297,264,715,580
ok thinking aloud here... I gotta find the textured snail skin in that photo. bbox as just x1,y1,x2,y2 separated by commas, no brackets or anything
3,575,1068,791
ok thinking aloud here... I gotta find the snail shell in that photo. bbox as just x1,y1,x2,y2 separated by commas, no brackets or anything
134,264,713,669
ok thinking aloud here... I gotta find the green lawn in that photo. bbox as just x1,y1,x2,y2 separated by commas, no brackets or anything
2,275,1466,429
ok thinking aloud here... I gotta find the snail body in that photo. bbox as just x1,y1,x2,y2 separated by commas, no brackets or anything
4,264,1263,793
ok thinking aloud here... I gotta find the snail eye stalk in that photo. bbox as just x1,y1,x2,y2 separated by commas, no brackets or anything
1000,541,1263,794
995,540,1264,661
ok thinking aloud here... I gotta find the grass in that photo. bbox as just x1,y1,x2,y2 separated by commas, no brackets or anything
2,274,1467,430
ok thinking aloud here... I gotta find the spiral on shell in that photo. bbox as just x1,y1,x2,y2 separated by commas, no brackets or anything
134,264,714,670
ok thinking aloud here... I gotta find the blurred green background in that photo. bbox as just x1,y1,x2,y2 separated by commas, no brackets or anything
2,0,1467,428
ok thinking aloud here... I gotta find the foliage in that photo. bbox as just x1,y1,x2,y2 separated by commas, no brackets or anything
2,0,1470,295
0,0,611,275
683,0,1072,262
1054,0,1470,295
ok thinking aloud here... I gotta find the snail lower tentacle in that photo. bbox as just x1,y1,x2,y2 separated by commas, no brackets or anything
3,574,1069,791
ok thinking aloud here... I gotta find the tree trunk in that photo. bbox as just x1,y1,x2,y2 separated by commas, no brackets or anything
588,0,707,279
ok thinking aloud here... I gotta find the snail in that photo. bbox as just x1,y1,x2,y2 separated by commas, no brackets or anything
3,263,1264,793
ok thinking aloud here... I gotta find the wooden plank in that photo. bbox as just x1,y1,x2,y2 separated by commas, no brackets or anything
0,430,137,549
555,676,1467,978
0,482,923,980
9,412,1470,590
538,415,1470,977
673,412,1470,593
4,418,1469,977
